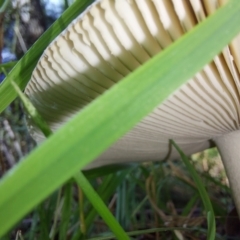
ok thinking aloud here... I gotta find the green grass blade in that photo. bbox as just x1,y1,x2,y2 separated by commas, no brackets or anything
37,204,51,240
0,0,94,113
27,209,39,240
170,140,216,240
59,182,73,240
74,172,130,240
0,0,240,237
72,171,131,240
83,164,133,179
0,0,10,13
10,80,52,137
181,193,199,217
0,61,17,73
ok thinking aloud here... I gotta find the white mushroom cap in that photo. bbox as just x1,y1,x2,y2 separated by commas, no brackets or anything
25,0,240,208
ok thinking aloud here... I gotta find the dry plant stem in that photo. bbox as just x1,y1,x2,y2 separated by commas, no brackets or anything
146,176,184,239
167,202,184,240
14,13,27,53
3,119,22,158
168,161,195,188
0,125,15,167
174,230,184,240
0,72,23,161
214,130,240,217
15,230,24,240
146,175,169,223
108,193,117,211
146,174,204,230
78,186,86,238
167,201,178,216
0,143,15,167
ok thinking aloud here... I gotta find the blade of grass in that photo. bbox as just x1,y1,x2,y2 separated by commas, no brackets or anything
13,80,133,239
74,171,130,240
0,61,17,72
37,204,51,240
116,180,128,228
181,193,199,217
73,170,132,240
59,181,73,240
10,80,52,137
0,0,94,113
170,140,216,240
49,189,63,240
202,173,231,193
4,67,54,187
83,164,134,179
0,0,240,236
27,209,39,240
0,0,10,13
78,186,86,238
12,67,132,239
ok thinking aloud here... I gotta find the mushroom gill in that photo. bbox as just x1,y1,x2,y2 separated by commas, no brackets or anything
25,0,240,212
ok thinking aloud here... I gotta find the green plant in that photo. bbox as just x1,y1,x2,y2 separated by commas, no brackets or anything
1,0,240,239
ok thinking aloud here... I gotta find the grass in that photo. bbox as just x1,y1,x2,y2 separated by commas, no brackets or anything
1,0,240,239
0,130,233,239
0,99,234,239
0,96,235,239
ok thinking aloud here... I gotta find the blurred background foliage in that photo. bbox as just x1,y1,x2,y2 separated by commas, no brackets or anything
0,1,239,239
0,0,62,175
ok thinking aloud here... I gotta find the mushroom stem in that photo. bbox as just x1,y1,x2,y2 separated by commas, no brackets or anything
214,130,240,216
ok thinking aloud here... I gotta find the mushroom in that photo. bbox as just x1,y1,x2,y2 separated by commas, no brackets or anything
25,0,240,213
